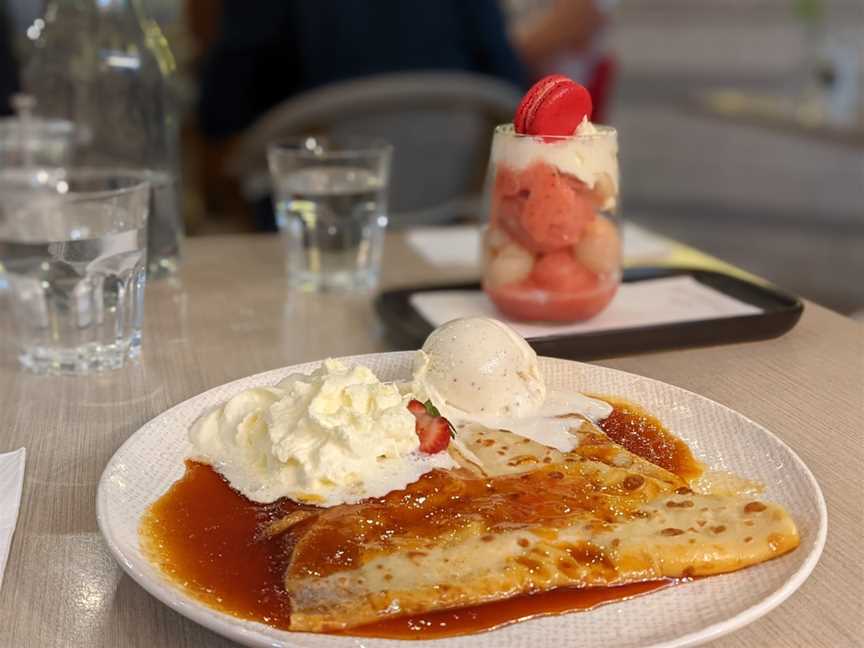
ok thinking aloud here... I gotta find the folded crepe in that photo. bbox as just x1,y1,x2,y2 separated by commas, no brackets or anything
269,416,798,632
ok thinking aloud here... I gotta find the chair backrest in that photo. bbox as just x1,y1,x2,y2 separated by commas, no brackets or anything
227,71,522,226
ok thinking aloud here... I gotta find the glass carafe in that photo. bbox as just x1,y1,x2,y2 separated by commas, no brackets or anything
23,0,182,276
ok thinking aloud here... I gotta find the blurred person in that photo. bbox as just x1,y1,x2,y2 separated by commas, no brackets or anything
510,0,607,75
509,0,616,122
197,0,612,139
192,0,609,230
0,6,20,115
198,0,529,139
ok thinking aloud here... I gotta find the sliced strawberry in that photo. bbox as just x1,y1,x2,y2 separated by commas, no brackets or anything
417,416,452,454
406,400,453,454
407,399,427,416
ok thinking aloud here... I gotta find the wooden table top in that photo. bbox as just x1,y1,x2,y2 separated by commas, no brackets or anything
0,234,861,647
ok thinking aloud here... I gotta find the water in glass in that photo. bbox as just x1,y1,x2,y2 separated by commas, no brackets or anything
0,173,148,373
274,166,388,291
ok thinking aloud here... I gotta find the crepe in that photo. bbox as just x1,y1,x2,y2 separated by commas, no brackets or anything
273,417,799,632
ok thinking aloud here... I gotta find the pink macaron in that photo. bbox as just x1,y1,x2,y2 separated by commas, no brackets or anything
514,75,593,137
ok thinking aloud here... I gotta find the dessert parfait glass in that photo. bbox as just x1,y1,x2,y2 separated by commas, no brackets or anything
481,124,620,322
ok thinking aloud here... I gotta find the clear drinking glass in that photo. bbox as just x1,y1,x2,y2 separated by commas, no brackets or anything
481,124,621,322
0,168,150,374
268,137,393,292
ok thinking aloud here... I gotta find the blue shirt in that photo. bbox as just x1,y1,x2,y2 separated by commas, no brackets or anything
198,0,527,137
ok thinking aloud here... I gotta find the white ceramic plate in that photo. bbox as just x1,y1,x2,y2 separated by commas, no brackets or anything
97,353,827,648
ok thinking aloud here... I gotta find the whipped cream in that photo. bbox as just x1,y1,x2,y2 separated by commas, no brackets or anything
490,121,619,203
189,359,454,506
575,115,598,135
412,317,613,452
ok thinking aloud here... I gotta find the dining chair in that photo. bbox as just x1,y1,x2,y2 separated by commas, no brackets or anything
225,71,522,227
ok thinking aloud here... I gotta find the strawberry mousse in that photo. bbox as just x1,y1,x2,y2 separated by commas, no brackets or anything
482,75,620,322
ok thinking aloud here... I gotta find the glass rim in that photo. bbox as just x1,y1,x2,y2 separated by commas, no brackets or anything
268,135,393,160
0,167,151,202
494,122,617,140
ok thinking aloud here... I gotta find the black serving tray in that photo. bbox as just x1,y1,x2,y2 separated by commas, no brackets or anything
374,267,804,360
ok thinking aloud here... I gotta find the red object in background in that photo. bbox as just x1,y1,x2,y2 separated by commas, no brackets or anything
585,55,616,124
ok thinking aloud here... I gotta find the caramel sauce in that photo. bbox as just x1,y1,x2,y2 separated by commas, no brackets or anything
140,460,296,630
140,404,686,637
597,397,702,480
346,581,669,639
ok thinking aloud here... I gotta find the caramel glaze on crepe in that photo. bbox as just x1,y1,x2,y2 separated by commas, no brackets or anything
141,399,800,634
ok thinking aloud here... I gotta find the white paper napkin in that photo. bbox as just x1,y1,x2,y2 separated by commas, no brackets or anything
410,276,762,338
404,222,676,268
0,448,25,591
404,225,481,267
621,222,676,262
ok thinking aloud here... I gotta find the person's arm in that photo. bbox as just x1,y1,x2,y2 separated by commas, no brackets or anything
512,0,606,74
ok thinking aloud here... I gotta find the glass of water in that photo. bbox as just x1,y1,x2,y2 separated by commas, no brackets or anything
0,168,150,374
268,137,393,291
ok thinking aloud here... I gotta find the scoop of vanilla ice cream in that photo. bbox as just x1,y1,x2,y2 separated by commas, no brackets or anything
413,318,614,453
189,358,453,506
413,317,546,418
